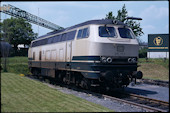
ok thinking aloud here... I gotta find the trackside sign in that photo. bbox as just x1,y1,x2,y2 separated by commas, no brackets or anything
148,34,169,52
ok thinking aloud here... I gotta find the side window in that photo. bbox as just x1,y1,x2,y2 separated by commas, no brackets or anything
54,35,61,43
47,37,53,44
41,39,46,45
61,33,67,41
77,29,83,38
52,36,56,43
67,30,76,40
82,28,89,38
77,27,89,39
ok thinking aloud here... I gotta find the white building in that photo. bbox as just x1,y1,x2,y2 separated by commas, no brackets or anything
147,52,169,58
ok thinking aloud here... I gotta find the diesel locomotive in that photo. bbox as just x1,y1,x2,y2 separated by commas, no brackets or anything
28,19,143,90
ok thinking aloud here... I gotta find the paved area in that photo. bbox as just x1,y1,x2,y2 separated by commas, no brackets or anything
125,83,169,102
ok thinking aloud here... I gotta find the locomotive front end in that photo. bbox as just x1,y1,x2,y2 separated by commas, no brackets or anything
89,20,143,88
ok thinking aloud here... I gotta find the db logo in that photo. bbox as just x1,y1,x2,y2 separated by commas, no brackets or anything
153,37,163,46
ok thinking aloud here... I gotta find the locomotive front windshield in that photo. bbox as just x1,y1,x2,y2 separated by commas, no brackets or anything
99,26,116,37
118,28,135,39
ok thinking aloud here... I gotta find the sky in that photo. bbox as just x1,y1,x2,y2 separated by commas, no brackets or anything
1,1,169,42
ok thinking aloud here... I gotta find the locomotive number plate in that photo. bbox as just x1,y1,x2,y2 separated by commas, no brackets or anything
117,46,124,52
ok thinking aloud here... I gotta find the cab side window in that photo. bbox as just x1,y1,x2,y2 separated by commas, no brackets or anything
77,29,83,38
77,27,89,39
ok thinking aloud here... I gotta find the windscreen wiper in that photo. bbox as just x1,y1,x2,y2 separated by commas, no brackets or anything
105,27,111,36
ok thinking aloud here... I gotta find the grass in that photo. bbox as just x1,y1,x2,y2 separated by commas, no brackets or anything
1,56,30,75
138,58,169,81
1,72,113,112
8,56,28,64
138,58,169,69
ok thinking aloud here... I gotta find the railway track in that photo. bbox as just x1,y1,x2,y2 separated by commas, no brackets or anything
26,74,169,112
104,91,169,112
138,79,169,87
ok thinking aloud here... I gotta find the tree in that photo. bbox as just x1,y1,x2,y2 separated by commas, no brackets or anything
139,47,148,58
1,17,37,54
116,5,128,22
0,22,3,40
105,12,115,20
105,4,144,41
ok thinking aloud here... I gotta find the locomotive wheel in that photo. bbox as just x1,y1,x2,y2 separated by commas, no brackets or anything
56,72,63,83
80,78,90,89
80,80,85,89
39,76,44,82
32,68,41,80
63,77,67,84
49,78,55,85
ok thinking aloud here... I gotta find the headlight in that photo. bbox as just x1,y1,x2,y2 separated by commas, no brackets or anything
101,57,107,63
107,57,112,63
128,58,132,63
132,58,137,63
101,56,113,63
128,57,137,63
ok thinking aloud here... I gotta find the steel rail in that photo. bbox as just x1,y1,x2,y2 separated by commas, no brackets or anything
138,79,169,87
102,94,168,112
127,93,169,106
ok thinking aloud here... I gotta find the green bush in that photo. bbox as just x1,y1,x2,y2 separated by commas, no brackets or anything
139,47,148,58
1,57,30,75
7,64,30,75
9,48,28,57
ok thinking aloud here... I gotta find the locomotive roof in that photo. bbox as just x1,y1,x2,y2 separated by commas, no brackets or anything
38,19,126,39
